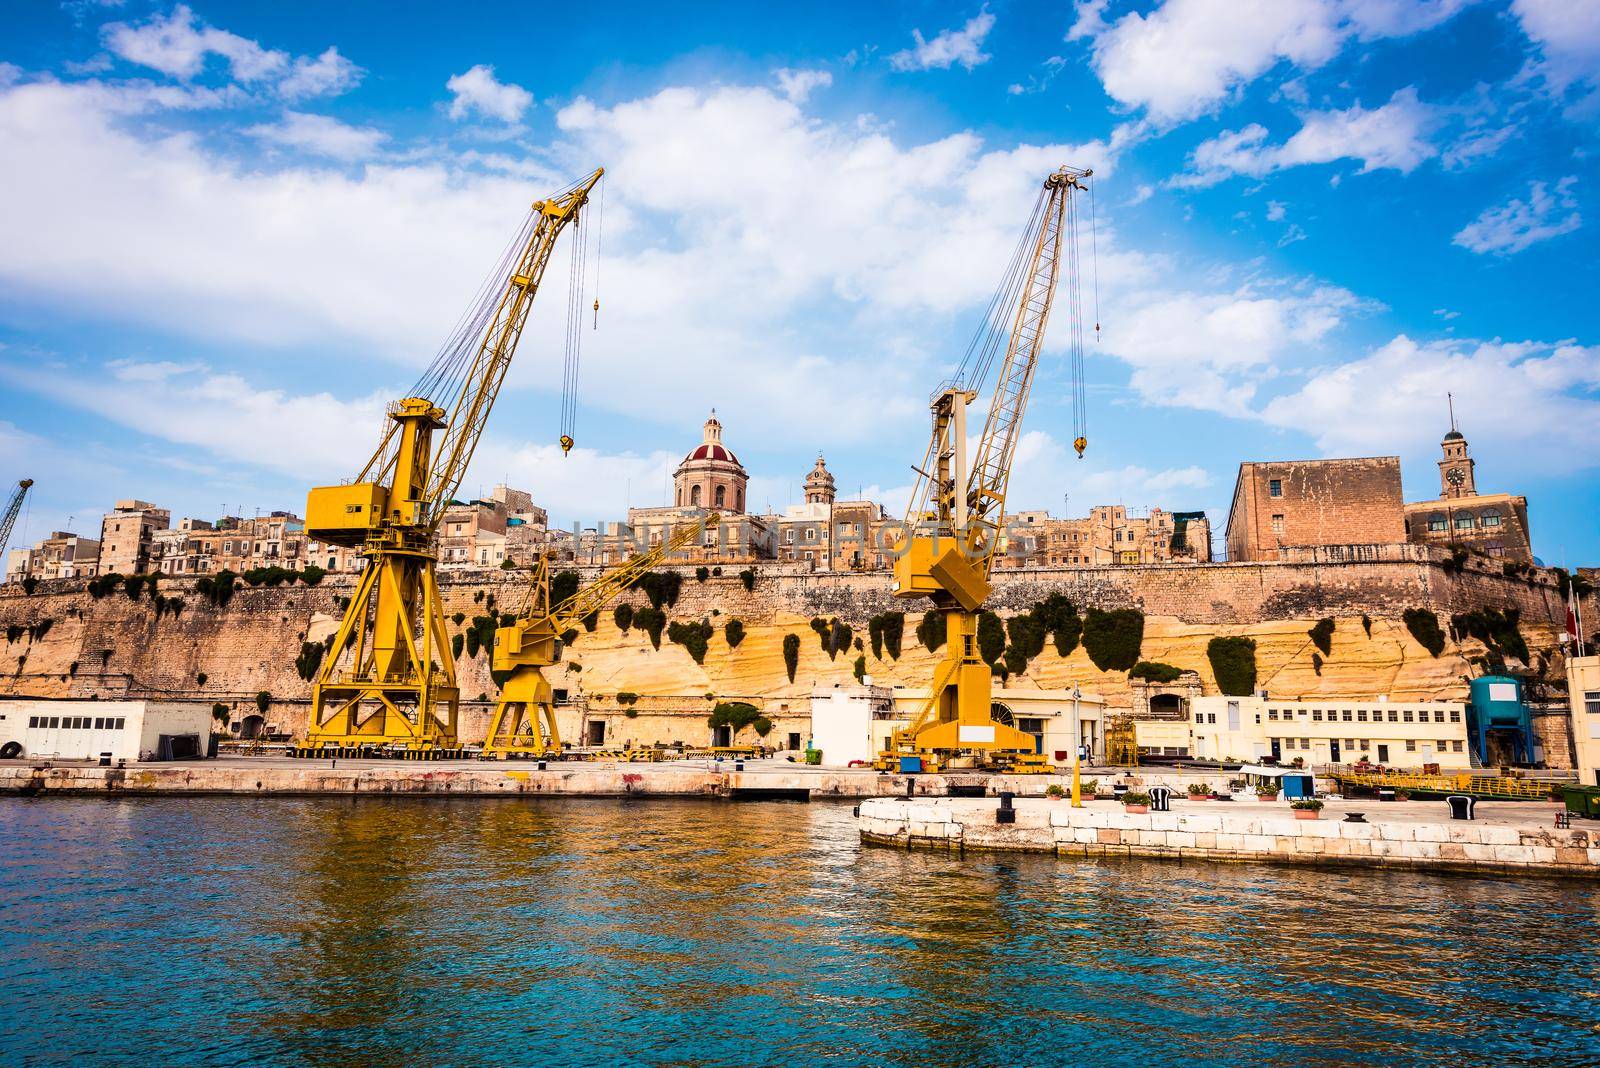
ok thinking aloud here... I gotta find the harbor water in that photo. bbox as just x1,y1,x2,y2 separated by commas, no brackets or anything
1,796,1597,1065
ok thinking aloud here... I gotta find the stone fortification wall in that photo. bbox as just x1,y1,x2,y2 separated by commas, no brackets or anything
0,550,1591,745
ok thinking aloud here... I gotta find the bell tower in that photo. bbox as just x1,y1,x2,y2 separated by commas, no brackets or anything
1438,394,1476,499
804,453,836,506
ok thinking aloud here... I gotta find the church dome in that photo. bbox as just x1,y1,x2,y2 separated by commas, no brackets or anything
684,441,740,465
1443,430,1464,441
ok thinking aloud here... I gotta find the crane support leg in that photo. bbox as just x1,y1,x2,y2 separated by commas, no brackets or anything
483,670,562,758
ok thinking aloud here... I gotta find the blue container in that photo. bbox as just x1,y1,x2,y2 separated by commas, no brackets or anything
1467,675,1533,764
899,756,924,774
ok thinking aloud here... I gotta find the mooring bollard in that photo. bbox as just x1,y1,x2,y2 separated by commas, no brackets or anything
997,791,1016,824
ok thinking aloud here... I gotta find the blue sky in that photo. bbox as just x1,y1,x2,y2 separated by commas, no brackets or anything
1,0,1596,567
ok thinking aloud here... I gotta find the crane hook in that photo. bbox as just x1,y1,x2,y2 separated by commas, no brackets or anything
559,434,574,455
592,298,599,329
1074,436,1087,459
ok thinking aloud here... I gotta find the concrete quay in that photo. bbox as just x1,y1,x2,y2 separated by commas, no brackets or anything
858,796,1600,879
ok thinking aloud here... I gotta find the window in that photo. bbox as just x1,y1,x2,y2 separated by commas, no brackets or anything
1300,738,1311,748
28,715,39,728
1428,517,1447,532
1434,711,1445,723
48,717,59,728
1406,740,1417,752
1271,514,1285,534
1283,738,1294,750
1312,710,1322,721
1450,709,1462,722
1388,711,1399,723
94,717,104,730
1357,710,1368,722
715,486,726,508
114,718,125,730
1268,478,1283,497
1585,691,1600,715
1482,513,1501,528
785,530,794,543
1455,516,1474,530
805,528,817,541
1342,710,1353,722
1453,740,1464,752
1268,709,1279,721
1403,711,1414,723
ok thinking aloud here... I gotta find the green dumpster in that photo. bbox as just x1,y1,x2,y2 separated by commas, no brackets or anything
1561,785,1600,819
804,748,822,766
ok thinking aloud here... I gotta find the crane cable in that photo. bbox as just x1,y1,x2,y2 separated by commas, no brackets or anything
559,173,600,455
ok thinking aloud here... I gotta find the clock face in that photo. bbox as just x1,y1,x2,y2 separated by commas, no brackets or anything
1446,469,1465,486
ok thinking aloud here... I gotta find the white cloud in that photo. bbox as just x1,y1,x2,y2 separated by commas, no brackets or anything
1512,0,1600,114
773,68,831,103
246,110,388,161
1175,87,1440,186
1453,177,1582,255
278,47,363,101
1102,284,1372,415
1276,223,1308,247
889,9,997,72
102,4,287,82
445,64,532,122
1069,0,1471,123
1260,334,1600,467
1266,200,1287,221
473,441,681,527
1441,123,1517,169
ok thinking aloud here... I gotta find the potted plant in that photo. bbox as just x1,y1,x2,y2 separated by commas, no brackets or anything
1121,791,1151,814
1045,783,1066,800
1186,782,1211,801
1255,782,1280,801
1291,799,1324,820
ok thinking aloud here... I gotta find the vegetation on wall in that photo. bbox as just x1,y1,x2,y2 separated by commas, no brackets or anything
242,566,297,588
810,617,852,660
1308,617,1335,656
154,595,185,619
212,702,229,726
613,604,633,632
255,690,271,713
551,570,581,607
1403,607,1446,657
1129,661,1182,684
1450,607,1529,665
1082,608,1144,672
21,576,37,595
451,633,464,660
581,609,600,633
783,633,800,682
1361,613,1372,636
738,568,756,591
1032,594,1083,656
638,571,682,610
976,611,1006,669
868,611,905,660
695,566,710,582
634,607,667,649
724,619,746,649
195,571,237,608
464,615,499,658
1206,636,1258,696
667,620,715,664
707,700,764,741
87,572,123,599
1311,652,1324,676
853,654,866,682
916,611,946,653
295,641,325,681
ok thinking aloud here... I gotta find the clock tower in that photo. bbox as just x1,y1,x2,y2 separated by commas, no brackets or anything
1438,425,1476,499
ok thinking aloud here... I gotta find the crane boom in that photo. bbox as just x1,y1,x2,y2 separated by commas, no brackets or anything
882,166,1091,773
484,514,720,758
1,479,34,572
297,168,603,756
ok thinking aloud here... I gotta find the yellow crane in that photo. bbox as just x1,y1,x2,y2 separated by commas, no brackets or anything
1,479,34,565
483,513,720,758
299,167,604,757
880,165,1092,774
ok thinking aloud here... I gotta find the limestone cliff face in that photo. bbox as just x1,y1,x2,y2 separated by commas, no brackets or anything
0,557,1584,722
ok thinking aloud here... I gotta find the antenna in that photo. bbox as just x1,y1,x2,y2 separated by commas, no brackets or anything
1447,392,1457,433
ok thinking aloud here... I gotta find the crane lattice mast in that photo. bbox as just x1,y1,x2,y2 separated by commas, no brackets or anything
300,168,603,755
1,480,35,573
884,165,1091,772
484,513,720,758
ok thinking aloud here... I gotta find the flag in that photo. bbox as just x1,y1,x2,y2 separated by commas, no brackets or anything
1566,589,1579,646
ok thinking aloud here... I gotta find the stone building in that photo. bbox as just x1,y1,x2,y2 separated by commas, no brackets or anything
96,500,170,575
1225,457,1406,562
1403,422,1532,562
995,505,1213,569
152,518,214,575
624,411,774,563
4,530,101,582
767,455,896,570
438,484,549,569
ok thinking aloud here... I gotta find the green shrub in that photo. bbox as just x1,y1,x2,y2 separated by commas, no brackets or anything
21,576,37,595
299,565,327,586
1129,661,1181,683
195,671,206,686
707,701,764,741
1121,792,1151,806
668,620,714,664
752,716,773,737
853,654,866,682
867,611,904,660
195,571,237,608
917,611,946,652
28,619,52,642
828,619,853,661
1403,608,1446,657
1361,613,1372,636
452,633,464,659
695,566,709,582
124,575,146,600
1311,652,1324,676
783,633,800,682
616,692,640,706
738,568,756,591
242,566,295,588
551,570,581,607
637,571,682,609
1082,608,1144,672
634,607,667,649
255,690,270,713
613,604,634,632
810,617,831,651
295,641,325,681
1450,607,1529,664
724,619,746,649
976,611,1006,667
500,558,516,570
1030,594,1081,655
212,702,229,724
1291,799,1324,811
1207,636,1258,696
4,625,21,644
1308,617,1335,656
464,615,499,659
88,572,124,599
581,609,600,633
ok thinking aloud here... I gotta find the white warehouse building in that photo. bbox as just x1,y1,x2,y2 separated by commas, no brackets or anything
0,700,216,763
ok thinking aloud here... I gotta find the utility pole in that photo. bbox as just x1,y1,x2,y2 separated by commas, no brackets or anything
1071,685,1083,808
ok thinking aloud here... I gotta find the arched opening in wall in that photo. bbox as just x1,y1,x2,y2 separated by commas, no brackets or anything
690,485,702,507
990,702,1014,726
736,488,743,512
715,485,726,508
239,714,265,740
1150,694,1184,719
676,486,682,506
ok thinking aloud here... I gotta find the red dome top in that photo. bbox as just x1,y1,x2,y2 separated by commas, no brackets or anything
685,442,740,465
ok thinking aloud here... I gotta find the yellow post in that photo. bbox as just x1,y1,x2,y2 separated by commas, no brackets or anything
1070,685,1083,808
